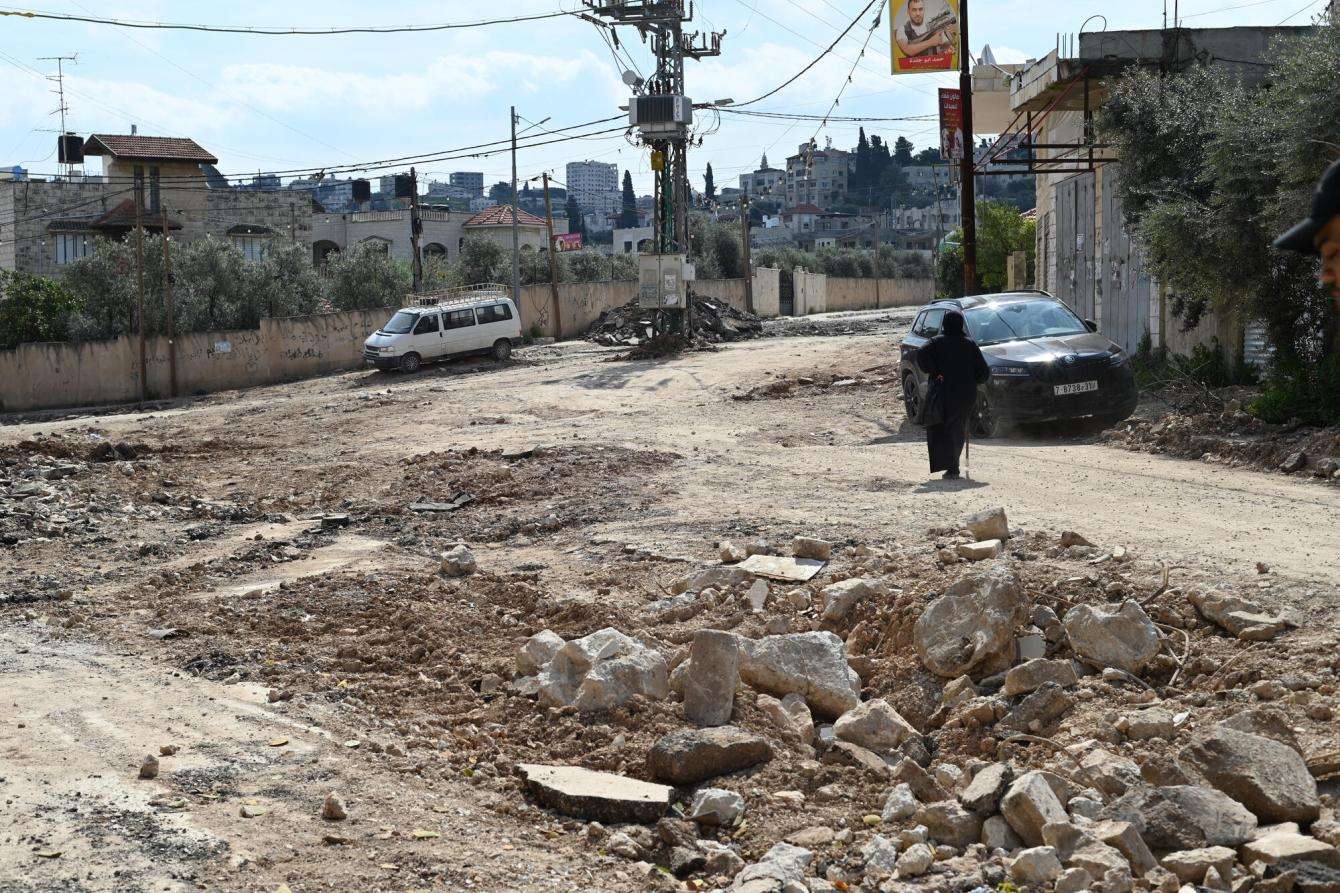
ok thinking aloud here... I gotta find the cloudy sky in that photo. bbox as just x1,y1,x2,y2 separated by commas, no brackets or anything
0,0,1329,194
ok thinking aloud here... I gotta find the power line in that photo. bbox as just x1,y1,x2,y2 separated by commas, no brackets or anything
0,7,580,35
1277,0,1325,23
719,109,936,123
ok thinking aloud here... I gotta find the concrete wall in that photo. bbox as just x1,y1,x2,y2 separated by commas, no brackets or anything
0,307,391,413
795,270,828,316
825,277,933,312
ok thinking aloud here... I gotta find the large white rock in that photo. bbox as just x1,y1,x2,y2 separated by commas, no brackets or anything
728,842,814,892
1062,600,1162,674
833,698,920,754
439,544,477,576
688,787,745,826
538,628,668,711
516,629,564,676
738,631,861,719
966,507,1010,541
1001,770,1070,846
914,564,1029,678
1010,846,1063,885
819,578,885,623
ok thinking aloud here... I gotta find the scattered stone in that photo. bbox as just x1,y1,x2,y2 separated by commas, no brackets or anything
934,763,965,792
700,840,746,878
832,698,920,754
1055,867,1094,893
785,826,835,848
647,727,773,786
957,540,1003,561
138,755,160,780
791,537,833,561
517,764,672,824
861,835,901,879
1189,590,1289,641
1062,600,1162,674
1121,707,1175,740
914,565,1028,679
942,675,978,707
1001,658,1078,698
1081,748,1142,797
745,579,769,613
1090,820,1159,876
728,842,813,892
896,843,935,878
758,693,815,744
684,630,740,727
894,756,952,803
738,632,861,719
1160,846,1236,884
538,628,669,712
1102,785,1258,849
321,792,347,821
439,544,477,576
998,681,1074,733
720,541,747,564
965,507,1010,542
883,784,919,822
819,578,883,623
1280,452,1308,474
676,566,754,595
1069,794,1103,820
916,800,983,849
1180,727,1320,823
1060,531,1094,548
1010,846,1063,885
982,814,1023,851
1016,631,1047,661
1001,770,1070,846
960,762,1012,814
688,788,745,826
824,741,893,778
1243,832,1340,868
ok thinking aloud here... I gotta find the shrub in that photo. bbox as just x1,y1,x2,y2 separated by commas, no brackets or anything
0,270,83,349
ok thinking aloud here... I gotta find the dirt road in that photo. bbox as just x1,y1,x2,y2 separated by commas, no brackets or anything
3,308,1337,891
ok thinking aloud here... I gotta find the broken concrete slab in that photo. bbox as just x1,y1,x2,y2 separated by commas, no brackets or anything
956,539,1004,561
647,727,773,786
791,536,833,561
518,764,673,824
819,577,885,623
1189,590,1290,641
737,554,825,583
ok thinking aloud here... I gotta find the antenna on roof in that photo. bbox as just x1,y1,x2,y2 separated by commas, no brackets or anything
131,124,138,135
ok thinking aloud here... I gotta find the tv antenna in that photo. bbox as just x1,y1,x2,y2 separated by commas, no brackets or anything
38,54,79,175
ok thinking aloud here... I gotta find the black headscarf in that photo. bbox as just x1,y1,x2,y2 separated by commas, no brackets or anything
942,310,967,337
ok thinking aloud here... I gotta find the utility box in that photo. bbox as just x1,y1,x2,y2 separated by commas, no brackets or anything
638,253,688,309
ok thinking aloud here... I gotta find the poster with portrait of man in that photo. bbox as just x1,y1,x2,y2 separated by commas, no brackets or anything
890,0,961,74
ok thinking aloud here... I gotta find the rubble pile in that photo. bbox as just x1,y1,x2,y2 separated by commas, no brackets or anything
732,369,899,402
586,295,764,347
1107,403,1340,482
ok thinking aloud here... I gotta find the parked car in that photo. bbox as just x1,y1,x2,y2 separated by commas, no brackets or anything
363,284,522,373
899,291,1139,436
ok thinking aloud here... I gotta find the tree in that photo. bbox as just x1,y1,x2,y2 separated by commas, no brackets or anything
974,201,1035,292
565,195,586,239
63,237,139,340
619,171,639,229
1100,20,1340,421
327,242,411,311
488,181,514,204
894,137,914,167
255,241,326,318
457,238,507,286
913,147,942,165
0,270,82,349
704,163,716,203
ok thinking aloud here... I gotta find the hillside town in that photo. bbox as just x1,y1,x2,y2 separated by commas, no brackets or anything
1,3,1339,893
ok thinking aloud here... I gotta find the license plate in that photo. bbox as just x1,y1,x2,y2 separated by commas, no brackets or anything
1054,380,1098,396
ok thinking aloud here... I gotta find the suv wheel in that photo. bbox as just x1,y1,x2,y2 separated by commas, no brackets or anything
970,394,998,438
399,352,422,374
492,339,512,362
902,372,922,423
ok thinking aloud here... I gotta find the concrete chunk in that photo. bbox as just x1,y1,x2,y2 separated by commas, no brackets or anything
518,764,672,824
833,698,920,754
914,564,1028,679
1063,600,1162,674
1001,658,1078,698
648,727,773,786
965,507,1010,541
1180,727,1321,823
683,630,740,727
1001,770,1070,846
1160,846,1236,884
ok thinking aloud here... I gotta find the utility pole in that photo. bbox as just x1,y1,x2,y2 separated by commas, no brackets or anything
161,207,177,398
873,214,883,309
409,166,423,293
541,173,565,338
740,194,754,314
510,106,520,304
133,168,148,402
958,0,979,296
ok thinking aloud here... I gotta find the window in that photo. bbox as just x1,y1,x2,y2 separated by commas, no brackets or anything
917,309,946,337
232,235,267,263
476,304,513,324
444,309,476,329
413,313,441,335
382,311,418,334
54,233,90,265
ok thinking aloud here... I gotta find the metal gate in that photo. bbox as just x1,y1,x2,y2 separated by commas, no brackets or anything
1099,169,1154,353
779,269,795,316
1054,172,1096,323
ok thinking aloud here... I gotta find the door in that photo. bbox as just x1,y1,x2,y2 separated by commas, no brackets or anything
1055,173,1096,323
442,308,480,354
779,270,795,316
410,312,443,358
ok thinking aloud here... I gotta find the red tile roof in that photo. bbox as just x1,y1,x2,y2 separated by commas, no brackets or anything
83,134,218,164
464,205,546,227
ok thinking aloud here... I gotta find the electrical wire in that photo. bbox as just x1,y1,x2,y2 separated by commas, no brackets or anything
1277,0,1325,23
718,109,936,123
0,7,581,35
806,3,886,144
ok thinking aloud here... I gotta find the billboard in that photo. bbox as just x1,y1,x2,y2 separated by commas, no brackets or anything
890,0,961,74
553,232,583,253
939,88,964,162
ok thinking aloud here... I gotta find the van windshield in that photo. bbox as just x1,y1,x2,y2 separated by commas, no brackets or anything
381,311,418,335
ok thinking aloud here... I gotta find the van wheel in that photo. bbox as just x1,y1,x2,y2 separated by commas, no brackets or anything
399,352,422,374
492,339,512,362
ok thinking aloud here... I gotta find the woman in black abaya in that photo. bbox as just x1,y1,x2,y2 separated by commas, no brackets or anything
915,310,989,479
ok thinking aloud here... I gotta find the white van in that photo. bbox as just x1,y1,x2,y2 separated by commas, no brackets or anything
363,283,523,373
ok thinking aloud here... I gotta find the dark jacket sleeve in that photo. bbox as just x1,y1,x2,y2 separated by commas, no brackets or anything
916,339,940,377
971,342,990,385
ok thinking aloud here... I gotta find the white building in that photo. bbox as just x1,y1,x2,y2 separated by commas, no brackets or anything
566,160,619,211
449,171,484,197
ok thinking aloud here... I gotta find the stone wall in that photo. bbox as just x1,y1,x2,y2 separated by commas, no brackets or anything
825,277,933,312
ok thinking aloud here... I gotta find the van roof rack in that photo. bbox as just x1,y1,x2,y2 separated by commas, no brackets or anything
410,283,510,309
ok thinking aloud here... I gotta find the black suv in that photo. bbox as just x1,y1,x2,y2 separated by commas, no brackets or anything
899,291,1139,436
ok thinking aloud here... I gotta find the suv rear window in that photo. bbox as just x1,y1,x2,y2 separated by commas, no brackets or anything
476,303,513,324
